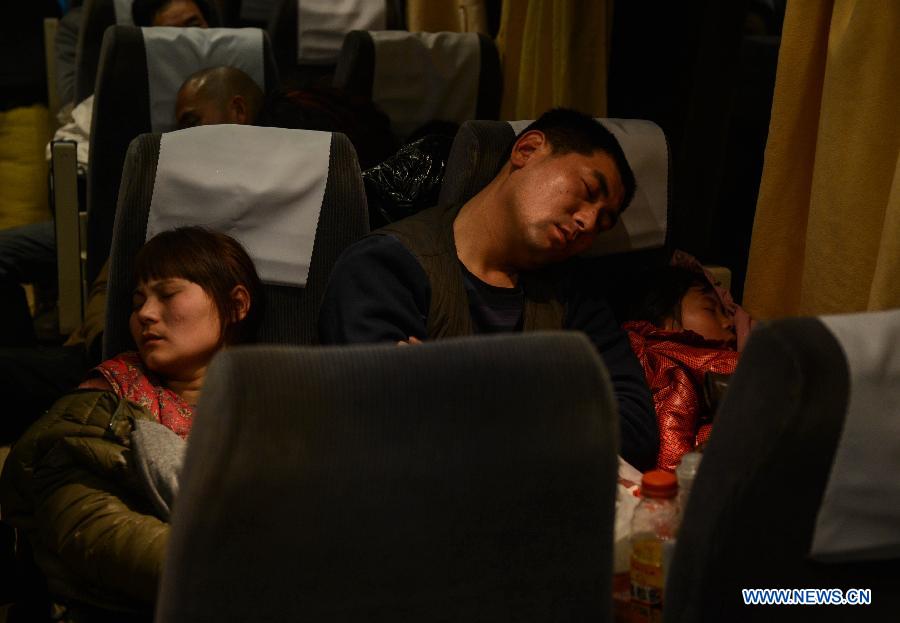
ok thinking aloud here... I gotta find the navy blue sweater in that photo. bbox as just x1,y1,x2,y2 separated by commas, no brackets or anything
319,235,659,471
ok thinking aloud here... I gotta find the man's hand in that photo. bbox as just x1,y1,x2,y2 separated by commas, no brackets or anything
396,336,423,346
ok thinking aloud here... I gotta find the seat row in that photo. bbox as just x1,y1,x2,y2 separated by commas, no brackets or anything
100,116,669,357
53,20,501,331
152,310,900,621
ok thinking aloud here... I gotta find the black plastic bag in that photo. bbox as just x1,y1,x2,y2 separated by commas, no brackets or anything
363,134,455,229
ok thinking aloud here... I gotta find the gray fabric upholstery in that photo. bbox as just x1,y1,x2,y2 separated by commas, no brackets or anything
238,0,279,25
665,317,900,622
156,332,618,622
74,0,119,104
332,30,500,137
86,25,278,285
103,130,368,358
813,311,900,562
74,0,224,104
269,0,405,87
437,120,513,208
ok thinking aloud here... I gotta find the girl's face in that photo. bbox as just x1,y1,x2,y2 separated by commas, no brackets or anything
667,285,736,346
130,277,223,380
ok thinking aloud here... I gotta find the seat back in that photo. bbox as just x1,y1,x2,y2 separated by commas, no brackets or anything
665,312,900,622
333,30,500,140
236,0,279,26
269,0,405,86
74,0,223,103
86,25,277,285
103,125,367,358
156,332,618,622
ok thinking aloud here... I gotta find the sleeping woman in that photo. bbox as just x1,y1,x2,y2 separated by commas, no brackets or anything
0,227,263,621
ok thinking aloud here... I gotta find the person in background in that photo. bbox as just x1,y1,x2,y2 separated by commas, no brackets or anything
132,0,212,27
0,66,263,445
0,227,263,620
261,86,397,169
319,108,658,471
175,66,264,129
622,265,739,471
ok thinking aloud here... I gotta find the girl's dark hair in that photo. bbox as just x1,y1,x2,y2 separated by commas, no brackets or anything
134,227,264,345
624,265,710,327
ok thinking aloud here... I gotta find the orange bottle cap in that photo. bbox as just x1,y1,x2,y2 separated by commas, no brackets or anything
641,470,678,498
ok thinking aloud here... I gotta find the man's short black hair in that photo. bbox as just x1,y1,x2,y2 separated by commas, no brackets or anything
624,265,710,327
514,108,637,213
132,0,213,26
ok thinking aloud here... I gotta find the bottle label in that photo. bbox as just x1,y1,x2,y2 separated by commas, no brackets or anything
631,537,665,622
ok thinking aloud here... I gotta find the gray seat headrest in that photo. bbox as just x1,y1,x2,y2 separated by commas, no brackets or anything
113,0,134,24
371,31,481,139
147,125,332,287
297,0,386,64
811,309,900,562
142,27,265,132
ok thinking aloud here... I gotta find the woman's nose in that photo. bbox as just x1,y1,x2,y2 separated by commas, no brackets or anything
136,299,160,323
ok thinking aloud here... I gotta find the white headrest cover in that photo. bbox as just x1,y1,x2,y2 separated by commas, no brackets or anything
508,118,668,257
810,309,900,562
371,31,480,140
142,27,265,133
147,125,331,287
298,0,386,64
113,0,135,25
241,0,278,22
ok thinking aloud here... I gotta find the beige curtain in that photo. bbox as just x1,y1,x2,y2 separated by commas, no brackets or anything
496,0,613,120
743,0,900,318
0,105,51,230
406,0,488,34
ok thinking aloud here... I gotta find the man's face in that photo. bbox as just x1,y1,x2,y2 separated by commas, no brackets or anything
506,140,626,265
175,81,234,129
153,0,209,27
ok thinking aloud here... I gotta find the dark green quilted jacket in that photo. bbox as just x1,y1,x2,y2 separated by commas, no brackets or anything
0,390,168,615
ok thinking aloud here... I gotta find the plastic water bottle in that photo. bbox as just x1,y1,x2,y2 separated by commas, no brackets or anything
676,451,702,512
630,470,679,623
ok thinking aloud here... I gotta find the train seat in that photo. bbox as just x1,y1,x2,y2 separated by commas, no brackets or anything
84,25,277,286
666,310,900,622
158,332,619,621
103,124,367,356
333,30,500,142
269,0,405,86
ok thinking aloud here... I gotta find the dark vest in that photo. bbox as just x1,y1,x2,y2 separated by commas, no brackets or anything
373,204,567,339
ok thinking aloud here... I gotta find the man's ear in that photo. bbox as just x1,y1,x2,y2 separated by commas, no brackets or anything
229,95,250,125
230,285,251,322
509,130,548,168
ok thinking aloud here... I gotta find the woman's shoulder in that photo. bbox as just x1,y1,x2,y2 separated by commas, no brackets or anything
15,390,146,456
0,390,141,512
84,352,195,439
86,352,152,396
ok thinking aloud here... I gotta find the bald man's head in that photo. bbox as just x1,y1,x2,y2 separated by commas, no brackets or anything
175,66,264,129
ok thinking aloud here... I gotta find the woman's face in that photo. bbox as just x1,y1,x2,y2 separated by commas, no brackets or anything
130,277,222,379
